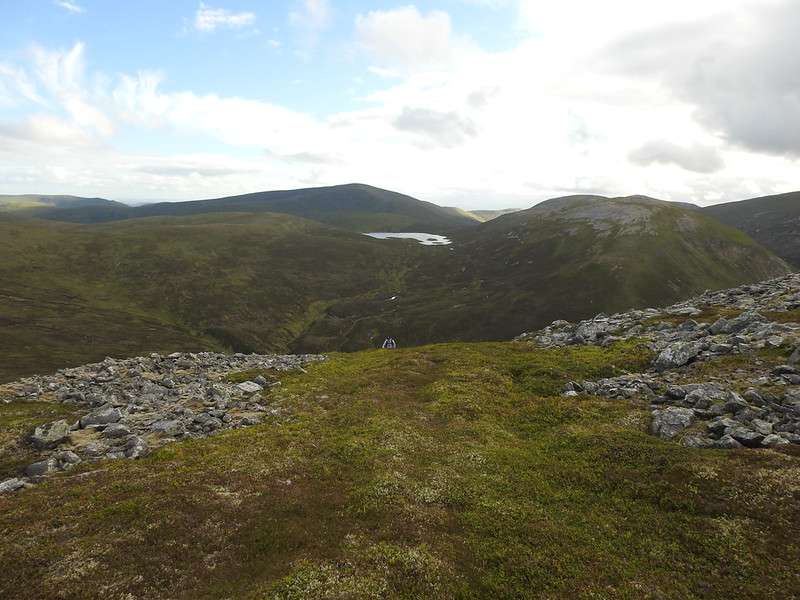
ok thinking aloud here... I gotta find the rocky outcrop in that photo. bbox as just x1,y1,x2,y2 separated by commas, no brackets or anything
0,352,323,493
519,273,800,449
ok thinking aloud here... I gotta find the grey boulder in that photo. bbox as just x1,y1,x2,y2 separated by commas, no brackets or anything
762,434,790,447
651,407,695,439
30,419,72,449
236,381,263,394
0,478,25,493
653,342,702,372
54,450,81,469
102,423,132,439
25,458,59,477
124,436,149,459
80,406,122,428
707,416,738,438
789,346,800,365
713,435,743,449
729,427,764,448
150,419,184,437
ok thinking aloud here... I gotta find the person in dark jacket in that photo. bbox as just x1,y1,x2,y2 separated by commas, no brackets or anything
381,337,398,349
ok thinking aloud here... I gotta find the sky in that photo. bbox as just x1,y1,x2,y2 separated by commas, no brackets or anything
0,0,798,209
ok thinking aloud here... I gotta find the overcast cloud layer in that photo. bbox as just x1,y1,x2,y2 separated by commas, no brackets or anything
0,0,798,208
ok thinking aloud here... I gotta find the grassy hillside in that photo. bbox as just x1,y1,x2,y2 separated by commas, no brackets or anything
31,184,481,233
2,341,799,598
0,195,790,381
0,213,417,382
704,191,800,267
467,208,521,221
0,194,126,216
296,195,791,350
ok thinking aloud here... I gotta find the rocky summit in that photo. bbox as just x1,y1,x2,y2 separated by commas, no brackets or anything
517,273,800,450
0,352,322,493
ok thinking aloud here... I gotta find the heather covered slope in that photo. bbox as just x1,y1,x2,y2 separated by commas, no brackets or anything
0,213,415,382
467,207,521,221
0,194,125,217
1,340,799,598
461,195,789,325
28,183,481,232
298,195,791,349
0,195,791,381
704,191,800,267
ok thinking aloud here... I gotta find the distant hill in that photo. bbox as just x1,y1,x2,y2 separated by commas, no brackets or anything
0,194,126,217
704,191,800,267
467,208,521,221
0,212,418,381
463,195,789,329
29,184,481,232
295,195,790,349
0,193,790,380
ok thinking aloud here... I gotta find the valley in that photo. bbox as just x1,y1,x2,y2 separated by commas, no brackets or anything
0,187,793,382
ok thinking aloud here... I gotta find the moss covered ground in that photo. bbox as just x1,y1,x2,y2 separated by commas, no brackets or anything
1,341,798,599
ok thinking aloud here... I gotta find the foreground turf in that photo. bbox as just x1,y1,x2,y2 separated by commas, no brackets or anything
1,341,799,599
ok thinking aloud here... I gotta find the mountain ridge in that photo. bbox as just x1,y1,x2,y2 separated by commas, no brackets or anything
10,183,481,233
704,191,800,267
0,194,790,382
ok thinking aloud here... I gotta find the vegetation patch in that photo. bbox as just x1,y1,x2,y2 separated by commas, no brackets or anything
1,341,798,598
0,402,81,479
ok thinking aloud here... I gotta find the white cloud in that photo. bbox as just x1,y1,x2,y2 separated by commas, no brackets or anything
194,3,256,32
393,107,477,147
31,42,114,137
629,141,725,174
111,71,328,156
0,114,93,146
289,0,332,31
355,6,458,70
54,0,84,14
1,3,800,209
600,1,800,158
518,0,740,41
0,63,47,107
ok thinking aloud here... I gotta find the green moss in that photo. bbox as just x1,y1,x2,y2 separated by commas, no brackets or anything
763,309,800,324
1,341,798,599
642,307,743,328
223,369,280,384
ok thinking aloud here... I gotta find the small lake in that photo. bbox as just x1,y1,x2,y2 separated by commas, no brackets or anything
364,232,452,246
